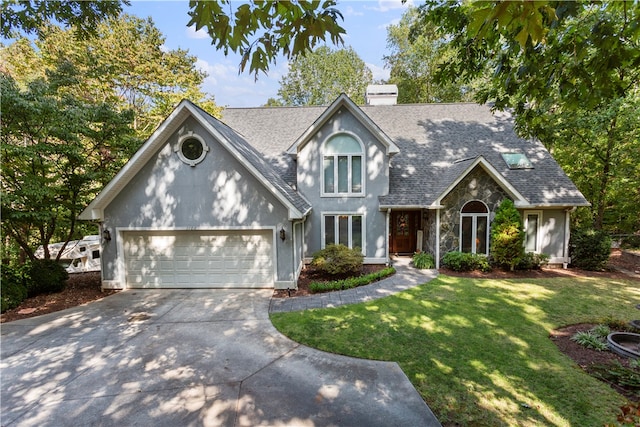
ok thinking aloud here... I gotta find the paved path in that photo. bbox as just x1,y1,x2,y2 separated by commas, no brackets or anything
270,257,438,313
2,273,441,426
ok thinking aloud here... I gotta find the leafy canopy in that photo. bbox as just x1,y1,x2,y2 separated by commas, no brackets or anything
1,0,126,39
276,45,373,106
187,0,346,78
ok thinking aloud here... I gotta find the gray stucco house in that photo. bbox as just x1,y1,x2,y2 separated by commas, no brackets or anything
80,91,589,290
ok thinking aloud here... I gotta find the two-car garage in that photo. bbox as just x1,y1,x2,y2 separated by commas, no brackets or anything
122,229,274,289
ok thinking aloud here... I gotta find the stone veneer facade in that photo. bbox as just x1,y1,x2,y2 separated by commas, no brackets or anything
431,165,511,260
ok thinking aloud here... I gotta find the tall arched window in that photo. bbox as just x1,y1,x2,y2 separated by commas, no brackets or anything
460,201,489,255
322,133,364,196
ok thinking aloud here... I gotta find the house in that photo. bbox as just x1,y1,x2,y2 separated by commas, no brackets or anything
79,89,589,290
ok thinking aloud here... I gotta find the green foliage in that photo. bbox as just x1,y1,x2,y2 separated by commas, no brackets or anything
570,228,612,270
309,267,395,293
621,235,640,250
187,0,345,78
383,6,479,103
418,1,640,234
1,264,29,313
311,244,364,276
412,252,435,269
571,331,609,351
1,0,125,39
442,251,491,272
27,259,69,297
490,199,525,271
516,252,549,270
590,362,640,390
1,72,136,260
272,275,640,426
276,46,372,105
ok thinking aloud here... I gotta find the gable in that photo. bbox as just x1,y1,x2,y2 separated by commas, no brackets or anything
80,100,311,221
286,94,399,158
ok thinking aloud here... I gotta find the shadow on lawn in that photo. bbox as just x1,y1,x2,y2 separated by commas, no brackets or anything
287,275,639,426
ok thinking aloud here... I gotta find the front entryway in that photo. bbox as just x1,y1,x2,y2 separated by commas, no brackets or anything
390,211,421,254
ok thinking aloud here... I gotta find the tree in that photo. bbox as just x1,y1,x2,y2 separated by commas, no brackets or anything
1,14,221,139
418,0,640,233
490,199,525,271
187,0,346,78
276,46,373,106
1,71,137,261
384,7,478,103
1,0,126,39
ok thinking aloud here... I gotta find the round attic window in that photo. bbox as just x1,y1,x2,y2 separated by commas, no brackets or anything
175,133,209,166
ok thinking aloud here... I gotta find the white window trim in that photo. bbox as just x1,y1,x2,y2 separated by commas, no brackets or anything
321,212,366,255
320,132,365,197
459,201,490,255
524,210,543,253
174,131,209,167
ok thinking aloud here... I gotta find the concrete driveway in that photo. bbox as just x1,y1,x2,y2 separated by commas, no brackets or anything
1,289,441,426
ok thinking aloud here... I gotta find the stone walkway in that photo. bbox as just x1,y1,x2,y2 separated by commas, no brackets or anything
269,257,438,313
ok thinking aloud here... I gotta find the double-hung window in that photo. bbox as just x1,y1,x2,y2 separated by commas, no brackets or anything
322,134,364,196
524,211,542,253
323,214,364,252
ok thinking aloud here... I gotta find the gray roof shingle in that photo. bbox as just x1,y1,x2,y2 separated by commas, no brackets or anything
220,102,589,208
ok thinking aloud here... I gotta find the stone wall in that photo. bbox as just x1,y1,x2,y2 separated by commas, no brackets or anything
438,166,510,258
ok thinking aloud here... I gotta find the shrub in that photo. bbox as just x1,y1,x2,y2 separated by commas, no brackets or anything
412,252,435,269
571,330,608,351
490,199,525,271
309,267,395,293
442,251,491,272
1,264,29,313
570,228,611,270
27,259,69,297
621,235,640,249
516,252,549,270
311,244,364,276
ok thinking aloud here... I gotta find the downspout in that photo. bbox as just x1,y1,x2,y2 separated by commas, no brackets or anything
386,209,391,265
564,207,575,268
435,208,441,269
292,219,304,287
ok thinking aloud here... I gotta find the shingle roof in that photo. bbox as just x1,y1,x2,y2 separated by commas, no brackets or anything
221,102,589,208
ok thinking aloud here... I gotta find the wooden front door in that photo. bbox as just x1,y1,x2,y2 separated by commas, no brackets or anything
390,211,420,254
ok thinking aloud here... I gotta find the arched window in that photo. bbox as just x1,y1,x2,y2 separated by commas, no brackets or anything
460,201,489,255
322,134,364,196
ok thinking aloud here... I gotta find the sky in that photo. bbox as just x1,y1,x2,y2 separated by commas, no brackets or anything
125,1,413,107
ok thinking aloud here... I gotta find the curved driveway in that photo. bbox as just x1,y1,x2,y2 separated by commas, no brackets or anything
2,282,441,426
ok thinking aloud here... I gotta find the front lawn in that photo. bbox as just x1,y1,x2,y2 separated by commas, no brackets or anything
270,275,640,426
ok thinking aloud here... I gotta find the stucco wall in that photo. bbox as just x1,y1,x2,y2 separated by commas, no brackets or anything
101,117,296,286
296,107,390,263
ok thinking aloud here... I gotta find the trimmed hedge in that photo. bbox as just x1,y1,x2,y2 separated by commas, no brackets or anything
442,251,491,272
311,244,364,276
309,266,396,293
570,228,611,270
27,259,69,297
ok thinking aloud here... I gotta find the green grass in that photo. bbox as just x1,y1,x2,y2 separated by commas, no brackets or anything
270,275,640,426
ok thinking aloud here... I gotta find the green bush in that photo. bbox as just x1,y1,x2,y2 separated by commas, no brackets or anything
412,252,435,269
570,330,608,351
490,199,525,271
309,267,395,293
27,259,69,297
570,228,611,270
311,244,364,276
621,235,640,249
1,264,29,313
442,251,491,272
516,252,549,270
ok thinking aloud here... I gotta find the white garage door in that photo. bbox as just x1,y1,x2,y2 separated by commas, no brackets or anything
123,230,274,288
